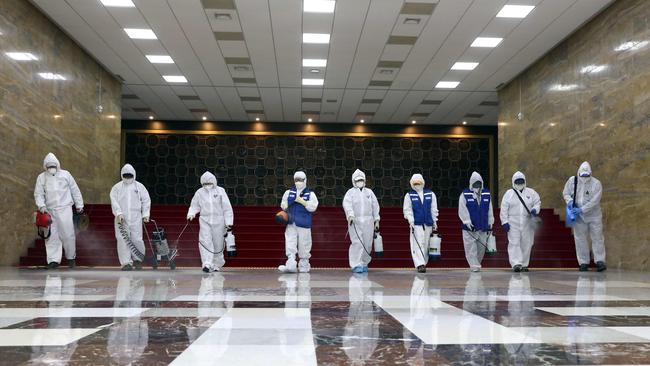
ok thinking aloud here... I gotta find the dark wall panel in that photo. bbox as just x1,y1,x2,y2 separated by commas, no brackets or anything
124,132,492,207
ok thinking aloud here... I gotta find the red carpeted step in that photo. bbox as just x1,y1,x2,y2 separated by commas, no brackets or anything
20,204,578,268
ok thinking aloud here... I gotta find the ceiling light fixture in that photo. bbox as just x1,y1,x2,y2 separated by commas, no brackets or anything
148,115,154,120
101,0,135,7
163,75,188,83
471,37,503,48
496,5,535,18
309,69,320,74
214,13,232,21
308,118,313,122
303,0,335,13
302,59,327,67
360,119,365,123
38,72,66,80
462,121,467,125
303,33,330,44
202,116,207,121
451,62,479,70
435,81,460,89
411,120,416,124
146,55,174,64
124,28,157,40
255,117,260,121
302,78,324,86
5,52,38,61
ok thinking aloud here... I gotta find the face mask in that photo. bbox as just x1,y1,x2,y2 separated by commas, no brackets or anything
47,167,57,176
355,180,365,189
203,183,213,190
412,183,423,191
123,178,134,184
514,183,525,191
295,181,305,190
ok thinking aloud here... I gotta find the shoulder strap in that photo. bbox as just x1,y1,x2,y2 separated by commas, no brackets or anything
573,175,578,201
512,188,532,215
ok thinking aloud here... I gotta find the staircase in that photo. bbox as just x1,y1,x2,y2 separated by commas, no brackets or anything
20,204,578,268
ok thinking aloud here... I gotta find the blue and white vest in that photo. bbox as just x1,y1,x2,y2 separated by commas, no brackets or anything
462,188,491,231
288,187,313,228
409,189,434,226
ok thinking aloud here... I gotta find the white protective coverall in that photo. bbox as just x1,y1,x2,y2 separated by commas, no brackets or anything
279,171,319,273
34,153,84,264
562,162,605,265
343,169,380,270
110,164,151,267
403,174,439,268
187,172,234,271
458,172,494,270
500,171,541,268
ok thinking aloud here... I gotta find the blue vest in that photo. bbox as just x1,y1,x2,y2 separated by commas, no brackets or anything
462,188,491,231
409,189,434,226
288,187,313,229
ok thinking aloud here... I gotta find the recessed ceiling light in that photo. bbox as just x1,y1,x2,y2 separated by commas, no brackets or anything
379,69,394,75
214,13,232,21
303,59,327,67
360,119,365,123
149,115,154,120
411,120,416,124
462,121,467,125
163,75,188,83
309,69,320,73
202,116,207,121
124,28,157,40
403,18,421,25
303,0,335,13
5,52,38,61
38,72,66,80
435,81,460,89
302,78,324,86
101,0,135,7
146,55,174,64
451,62,479,70
496,5,535,18
308,118,313,122
255,117,260,121
471,37,503,48
303,33,330,44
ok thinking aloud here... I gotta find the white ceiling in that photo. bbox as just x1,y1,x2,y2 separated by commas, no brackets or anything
30,0,614,125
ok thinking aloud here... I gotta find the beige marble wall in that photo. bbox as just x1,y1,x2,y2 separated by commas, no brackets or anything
498,0,650,270
0,0,121,265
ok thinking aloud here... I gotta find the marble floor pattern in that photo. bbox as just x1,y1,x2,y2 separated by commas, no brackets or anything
1,268,650,365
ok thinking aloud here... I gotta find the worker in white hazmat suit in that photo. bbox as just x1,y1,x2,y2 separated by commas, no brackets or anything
34,153,84,269
403,174,439,273
458,171,494,272
110,164,151,271
343,169,380,273
500,171,541,272
187,172,234,273
563,161,606,272
278,171,319,273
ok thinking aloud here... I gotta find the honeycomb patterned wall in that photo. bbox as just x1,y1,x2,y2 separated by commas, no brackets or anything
124,133,492,207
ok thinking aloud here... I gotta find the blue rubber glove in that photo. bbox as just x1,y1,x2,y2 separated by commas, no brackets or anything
531,209,538,217
502,223,510,233
572,207,582,216
568,200,574,209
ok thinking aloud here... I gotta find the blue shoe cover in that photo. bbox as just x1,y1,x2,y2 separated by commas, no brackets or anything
352,266,364,273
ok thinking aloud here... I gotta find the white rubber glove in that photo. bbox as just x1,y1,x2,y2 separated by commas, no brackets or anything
76,207,84,214
295,196,307,206
374,220,380,231
116,214,124,224
187,214,195,221
39,206,47,214
348,217,354,225
143,216,150,223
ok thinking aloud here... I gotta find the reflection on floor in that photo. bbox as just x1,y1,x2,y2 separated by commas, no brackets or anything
1,268,650,365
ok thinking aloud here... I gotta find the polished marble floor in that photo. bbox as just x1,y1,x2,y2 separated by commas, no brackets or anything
1,267,650,365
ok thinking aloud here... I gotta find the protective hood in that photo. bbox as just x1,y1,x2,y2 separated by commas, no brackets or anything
351,169,365,185
121,164,136,180
577,161,592,177
200,171,217,186
469,171,484,190
42,153,61,170
294,171,307,186
410,174,425,191
511,171,525,189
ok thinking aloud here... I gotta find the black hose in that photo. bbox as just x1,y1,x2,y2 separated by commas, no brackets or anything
351,221,373,257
